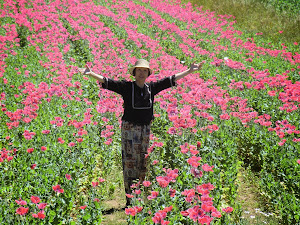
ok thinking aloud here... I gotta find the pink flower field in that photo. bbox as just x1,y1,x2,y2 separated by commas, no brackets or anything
0,0,299,224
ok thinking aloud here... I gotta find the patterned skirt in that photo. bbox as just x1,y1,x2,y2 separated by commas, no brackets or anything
121,121,150,194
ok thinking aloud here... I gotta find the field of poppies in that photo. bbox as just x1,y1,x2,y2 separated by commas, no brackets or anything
0,0,299,224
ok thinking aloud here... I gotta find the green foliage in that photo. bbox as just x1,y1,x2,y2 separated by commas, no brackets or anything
262,0,300,15
16,25,30,47
184,0,300,43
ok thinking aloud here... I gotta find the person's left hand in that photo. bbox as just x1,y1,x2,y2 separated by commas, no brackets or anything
189,61,205,72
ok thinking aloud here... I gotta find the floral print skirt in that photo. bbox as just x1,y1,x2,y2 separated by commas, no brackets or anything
121,121,150,194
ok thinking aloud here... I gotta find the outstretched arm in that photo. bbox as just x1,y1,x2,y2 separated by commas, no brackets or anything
77,65,105,83
174,61,204,81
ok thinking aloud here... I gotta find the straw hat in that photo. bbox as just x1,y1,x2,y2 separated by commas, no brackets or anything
129,59,152,76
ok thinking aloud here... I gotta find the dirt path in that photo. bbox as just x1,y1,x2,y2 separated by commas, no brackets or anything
101,187,128,225
101,209,127,225
236,168,279,224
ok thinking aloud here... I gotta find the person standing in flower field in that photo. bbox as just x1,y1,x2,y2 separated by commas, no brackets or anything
78,59,203,206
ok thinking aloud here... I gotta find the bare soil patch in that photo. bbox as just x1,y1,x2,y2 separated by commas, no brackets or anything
237,168,279,224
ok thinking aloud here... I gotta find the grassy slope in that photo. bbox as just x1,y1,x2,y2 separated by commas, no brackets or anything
183,0,300,43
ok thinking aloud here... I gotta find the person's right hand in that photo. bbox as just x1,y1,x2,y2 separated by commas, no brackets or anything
78,65,92,75
77,65,105,83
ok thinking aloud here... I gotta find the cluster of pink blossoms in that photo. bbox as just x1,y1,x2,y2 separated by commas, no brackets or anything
0,148,15,162
15,196,47,219
156,168,179,188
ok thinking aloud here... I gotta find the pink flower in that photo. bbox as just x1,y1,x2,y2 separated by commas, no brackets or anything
181,210,189,216
27,148,34,153
199,215,214,224
41,146,47,151
187,156,202,168
187,205,205,221
104,138,112,145
169,188,176,197
68,142,75,147
181,189,196,203
125,193,134,198
16,207,29,215
31,196,41,204
222,207,233,213
92,182,99,187
52,185,64,193
202,164,214,172
151,207,170,224
98,178,105,182
152,160,159,165
23,130,36,140
220,113,230,120
167,127,177,134
197,183,215,191
163,206,173,213
156,176,169,188
190,168,203,178
57,137,65,144
268,91,276,96
189,145,199,155
202,203,215,212
142,181,151,187
23,117,31,123
180,143,189,154
211,210,222,218
196,141,201,148
37,203,47,209
125,207,138,216
65,174,72,180
15,198,27,205
297,159,300,164
32,210,45,219
80,205,87,210
163,168,178,182
135,206,143,213
161,220,170,225
135,189,141,195
76,138,83,143
147,191,159,200
278,139,286,146
31,164,37,169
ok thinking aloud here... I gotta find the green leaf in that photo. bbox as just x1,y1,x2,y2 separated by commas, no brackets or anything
83,213,91,221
